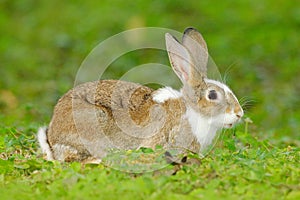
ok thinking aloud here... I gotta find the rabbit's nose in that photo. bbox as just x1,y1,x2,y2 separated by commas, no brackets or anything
234,104,244,118
236,110,244,119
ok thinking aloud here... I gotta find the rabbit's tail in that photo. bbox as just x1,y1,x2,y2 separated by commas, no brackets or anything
37,127,54,160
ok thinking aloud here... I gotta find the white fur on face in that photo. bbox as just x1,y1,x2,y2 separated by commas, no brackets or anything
212,112,241,128
152,87,182,103
205,79,232,93
205,79,240,103
205,79,244,119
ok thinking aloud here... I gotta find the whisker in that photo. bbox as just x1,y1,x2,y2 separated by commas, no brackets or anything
238,96,257,112
222,61,239,84
241,99,256,106
239,96,249,102
241,104,254,110
239,96,257,103
241,102,255,109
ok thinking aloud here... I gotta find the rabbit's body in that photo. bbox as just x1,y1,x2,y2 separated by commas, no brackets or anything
38,28,244,163
40,80,200,162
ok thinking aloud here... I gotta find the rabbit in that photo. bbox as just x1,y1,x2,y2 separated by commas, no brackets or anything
37,27,244,163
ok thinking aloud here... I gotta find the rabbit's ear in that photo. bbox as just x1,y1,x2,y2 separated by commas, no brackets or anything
182,28,208,78
165,33,204,87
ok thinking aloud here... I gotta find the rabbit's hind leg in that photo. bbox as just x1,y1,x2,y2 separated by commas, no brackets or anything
52,144,91,162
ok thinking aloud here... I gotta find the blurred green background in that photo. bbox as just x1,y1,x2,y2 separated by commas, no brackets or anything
0,0,299,145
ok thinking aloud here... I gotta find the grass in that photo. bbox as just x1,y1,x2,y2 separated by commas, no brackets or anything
0,0,299,199
0,124,299,199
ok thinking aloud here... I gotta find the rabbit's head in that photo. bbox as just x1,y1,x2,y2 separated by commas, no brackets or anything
166,28,243,130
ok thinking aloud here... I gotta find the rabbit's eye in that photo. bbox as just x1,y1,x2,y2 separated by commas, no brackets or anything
208,90,218,100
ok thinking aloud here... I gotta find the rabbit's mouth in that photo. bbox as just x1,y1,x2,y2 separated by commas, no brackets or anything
224,120,239,128
224,118,242,128
224,123,233,128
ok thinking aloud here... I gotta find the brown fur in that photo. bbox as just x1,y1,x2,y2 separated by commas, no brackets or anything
46,80,199,161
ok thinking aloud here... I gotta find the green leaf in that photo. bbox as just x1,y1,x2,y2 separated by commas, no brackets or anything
14,163,30,169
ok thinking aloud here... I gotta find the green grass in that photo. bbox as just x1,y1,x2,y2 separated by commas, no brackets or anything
0,125,299,199
0,0,299,199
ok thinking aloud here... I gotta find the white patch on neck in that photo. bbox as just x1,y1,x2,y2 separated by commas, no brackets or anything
184,107,220,150
152,87,182,103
